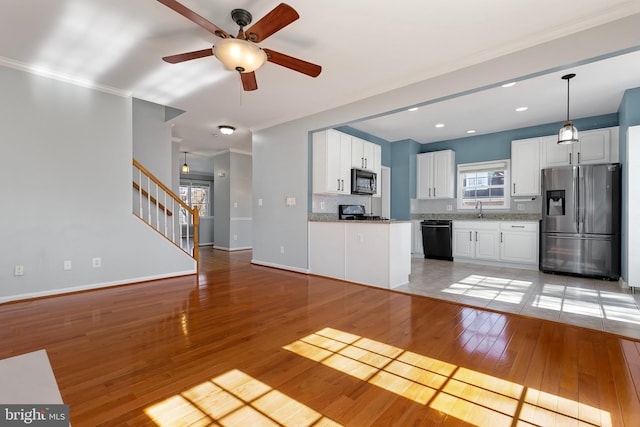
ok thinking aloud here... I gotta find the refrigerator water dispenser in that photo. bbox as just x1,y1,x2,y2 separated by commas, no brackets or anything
546,190,565,216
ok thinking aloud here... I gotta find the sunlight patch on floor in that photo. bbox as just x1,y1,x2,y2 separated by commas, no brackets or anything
284,327,612,427
442,275,532,304
145,369,342,427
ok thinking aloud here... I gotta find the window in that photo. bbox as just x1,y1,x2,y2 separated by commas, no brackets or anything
457,160,510,210
179,180,210,222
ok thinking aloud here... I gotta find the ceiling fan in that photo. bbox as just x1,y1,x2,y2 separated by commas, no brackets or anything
157,0,322,91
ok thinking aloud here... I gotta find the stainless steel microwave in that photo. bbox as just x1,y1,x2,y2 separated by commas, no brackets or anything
351,168,377,195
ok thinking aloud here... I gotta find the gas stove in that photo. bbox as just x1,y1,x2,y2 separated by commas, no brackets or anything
338,205,388,221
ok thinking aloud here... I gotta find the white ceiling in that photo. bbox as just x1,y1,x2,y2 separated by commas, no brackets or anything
2,0,640,160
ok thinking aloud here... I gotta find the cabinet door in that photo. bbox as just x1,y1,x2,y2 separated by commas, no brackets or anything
433,150,455,198
541,136,571,167
475,229,499,261
452,228,474,258
362,141,376,171
577,129,610,164
338,133,352,193
500,231,538,264
350,136,364,169
372,143,382,197
412,220,423,255
416,153,433,199
511,138,541,196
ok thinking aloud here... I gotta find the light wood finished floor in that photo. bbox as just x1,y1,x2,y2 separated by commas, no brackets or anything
1,249,640,426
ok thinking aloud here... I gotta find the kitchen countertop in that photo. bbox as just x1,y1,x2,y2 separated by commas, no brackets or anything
308,213,410,223
411,213,541,221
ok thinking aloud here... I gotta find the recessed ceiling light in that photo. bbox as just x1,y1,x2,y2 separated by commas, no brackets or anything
407,107,418,111
515,107,528,112
502,82,516,88
466,130,476,134
435,123,445,128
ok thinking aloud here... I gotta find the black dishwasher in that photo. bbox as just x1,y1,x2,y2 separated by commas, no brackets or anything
421,220,453,261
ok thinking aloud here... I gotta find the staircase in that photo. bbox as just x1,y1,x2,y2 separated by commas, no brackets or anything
132,159,199,266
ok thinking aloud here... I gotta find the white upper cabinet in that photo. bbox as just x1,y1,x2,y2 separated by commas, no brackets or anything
541,128,614,167
511,138,541,196
416,149,455,199
351,136,379,172
312,129,351,195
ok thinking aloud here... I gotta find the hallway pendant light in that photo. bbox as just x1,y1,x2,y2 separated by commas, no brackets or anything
558,73,579,145
181,152,190,174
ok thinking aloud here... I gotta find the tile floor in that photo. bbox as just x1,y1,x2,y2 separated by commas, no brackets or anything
396,257,640,340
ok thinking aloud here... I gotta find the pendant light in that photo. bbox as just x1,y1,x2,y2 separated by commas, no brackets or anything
558,73,579,145
181,152,190,174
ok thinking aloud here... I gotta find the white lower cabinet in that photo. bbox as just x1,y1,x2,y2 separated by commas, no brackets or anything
453,220,539,268
308,221,412,289
412,220,424,256
499,222,539,264
452,221,499,261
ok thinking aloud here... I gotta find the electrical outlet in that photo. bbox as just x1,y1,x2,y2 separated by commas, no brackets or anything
446,204,453,212
64,260,72,271
233,234,238,241
517,204,525,211
233,201,238,208
258,198,263,206
280,246,285,254
320,201,326,210
92,257,102,268
14,265,24,276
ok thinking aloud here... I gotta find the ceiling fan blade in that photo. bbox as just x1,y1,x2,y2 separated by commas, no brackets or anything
245,3,299,43
157,0,229,38
240,72,258,91
163,48,213,64
264,49,321,77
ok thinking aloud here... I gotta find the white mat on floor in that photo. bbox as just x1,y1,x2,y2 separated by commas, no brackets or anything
0,349,64,404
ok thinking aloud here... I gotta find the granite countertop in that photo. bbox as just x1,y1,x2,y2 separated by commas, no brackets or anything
308,213,411,223
411,213,541,221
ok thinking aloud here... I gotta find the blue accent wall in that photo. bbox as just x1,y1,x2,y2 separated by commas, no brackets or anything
617,87,640,281
390,140,421,220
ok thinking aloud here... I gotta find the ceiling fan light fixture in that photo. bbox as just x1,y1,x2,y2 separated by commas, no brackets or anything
219,125,235,135
558,73,579,145
213,38,267,73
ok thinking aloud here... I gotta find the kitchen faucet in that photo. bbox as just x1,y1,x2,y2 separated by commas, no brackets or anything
476,200,484,218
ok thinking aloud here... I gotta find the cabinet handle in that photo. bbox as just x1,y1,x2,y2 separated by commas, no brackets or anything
513,183,516,193
429,188,431,197
577,152,580,164
569,152,572,164
511,225,525,228
475,231,478,241
337,179,341,191
500,232,503,243
433,187,436,197
469,231,472,241
365,158,368,169
361,157,364,169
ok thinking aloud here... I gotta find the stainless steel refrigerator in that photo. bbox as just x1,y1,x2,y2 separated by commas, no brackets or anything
540,163,621,280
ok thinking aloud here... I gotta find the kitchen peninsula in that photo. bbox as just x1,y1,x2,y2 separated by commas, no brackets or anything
308,217,411,289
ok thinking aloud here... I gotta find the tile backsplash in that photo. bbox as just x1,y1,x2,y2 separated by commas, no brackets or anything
411,197,542,215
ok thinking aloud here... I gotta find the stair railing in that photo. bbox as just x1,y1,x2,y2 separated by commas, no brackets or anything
132,159,199,264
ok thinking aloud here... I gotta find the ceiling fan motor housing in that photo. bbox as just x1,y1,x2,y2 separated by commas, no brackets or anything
231,9,252,28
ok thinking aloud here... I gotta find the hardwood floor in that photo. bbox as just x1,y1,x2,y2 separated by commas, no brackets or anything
1,248,640,426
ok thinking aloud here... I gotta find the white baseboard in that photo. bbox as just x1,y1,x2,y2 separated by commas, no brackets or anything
213,245,252,251
0,270,196,304
251,259,309,274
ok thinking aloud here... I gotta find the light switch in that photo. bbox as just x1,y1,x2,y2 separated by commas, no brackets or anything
258,198,263,206
286,197,296,206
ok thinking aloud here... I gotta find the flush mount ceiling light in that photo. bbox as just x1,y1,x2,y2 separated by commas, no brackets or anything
558,73,579,145
181,152,190,174
218,125,236,135
501,82,516,88
435,123,445,128
515,106,528,112
407,107,419,112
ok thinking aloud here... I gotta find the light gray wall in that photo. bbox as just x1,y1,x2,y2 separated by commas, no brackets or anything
213,152,231,248
229,151,252,249
132,98,172,183
252,14,640,272
0,66,195,303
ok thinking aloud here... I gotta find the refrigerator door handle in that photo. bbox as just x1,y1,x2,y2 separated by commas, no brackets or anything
574,168,579,233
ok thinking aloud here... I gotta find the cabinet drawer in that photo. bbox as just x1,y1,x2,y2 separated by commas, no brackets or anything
453,221,499,230
500,222,538,232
